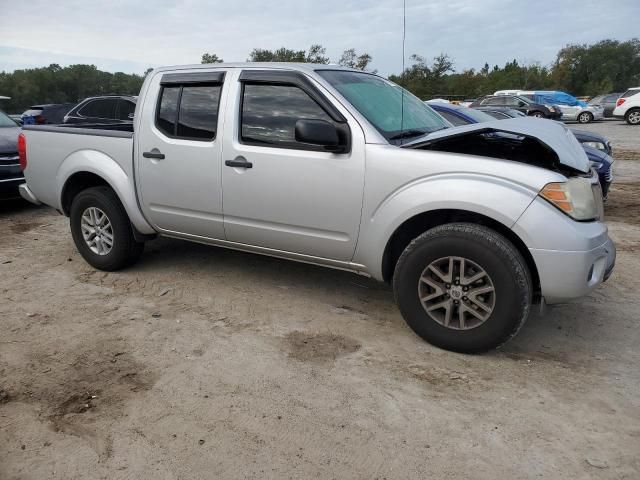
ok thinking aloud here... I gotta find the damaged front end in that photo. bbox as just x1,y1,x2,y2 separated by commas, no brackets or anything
404,117,591,177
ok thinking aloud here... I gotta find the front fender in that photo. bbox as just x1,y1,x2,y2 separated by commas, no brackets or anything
58,150,155,234
353,173,539,280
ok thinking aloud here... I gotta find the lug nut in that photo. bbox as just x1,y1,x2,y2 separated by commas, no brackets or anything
463,296,468,301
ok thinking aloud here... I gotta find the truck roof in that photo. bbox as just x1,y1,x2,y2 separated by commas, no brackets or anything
151,62,364,74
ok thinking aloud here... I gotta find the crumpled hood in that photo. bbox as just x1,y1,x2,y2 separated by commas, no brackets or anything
405,117,590,173
0,126,20,153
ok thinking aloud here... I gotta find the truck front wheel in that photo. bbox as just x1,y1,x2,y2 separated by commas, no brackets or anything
393,223,532,353
70,186,144,271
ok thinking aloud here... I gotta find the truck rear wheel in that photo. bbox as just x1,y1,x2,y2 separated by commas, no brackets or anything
70,186,144,271
393,223,532,353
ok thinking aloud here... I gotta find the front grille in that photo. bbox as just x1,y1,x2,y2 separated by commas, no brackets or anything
605,165,613,182
0,152,19,167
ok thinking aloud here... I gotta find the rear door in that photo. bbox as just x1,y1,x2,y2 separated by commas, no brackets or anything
220,69,365,261
136,70,228,239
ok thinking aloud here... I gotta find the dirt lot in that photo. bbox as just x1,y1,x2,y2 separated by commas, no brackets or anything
2,129,640,479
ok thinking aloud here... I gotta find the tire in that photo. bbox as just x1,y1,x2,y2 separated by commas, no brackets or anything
625,109,640,125
530,111,545,118
393,223,532,353
578,111,593,124
70,186,144,271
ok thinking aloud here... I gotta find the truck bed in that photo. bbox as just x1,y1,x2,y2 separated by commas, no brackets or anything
22,124,135,211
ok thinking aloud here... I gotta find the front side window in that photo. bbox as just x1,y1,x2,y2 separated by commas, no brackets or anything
240,83,333,148
79,99,118,119
156,84,221,141
317,70,448,144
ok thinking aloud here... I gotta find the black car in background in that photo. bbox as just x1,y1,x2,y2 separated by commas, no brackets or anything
470,95,562,120
472,106,526,119
589,93,622,118
21,103,75,125
0,109,23,198
63,95,137,124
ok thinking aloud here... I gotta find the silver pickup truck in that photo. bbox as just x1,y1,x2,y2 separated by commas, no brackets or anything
18,63,615,353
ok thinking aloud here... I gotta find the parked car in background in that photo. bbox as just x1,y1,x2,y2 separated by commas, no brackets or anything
589,93,622,118
63,95,137,125
613,87,640,125
469,95,561,119
496,90,603,123
19,63,615,353
21,103,76,125
0,109,23,198
471,106,526,119
428,102,613,198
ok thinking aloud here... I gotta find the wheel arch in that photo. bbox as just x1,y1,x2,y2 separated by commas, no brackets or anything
57,149,155,234
381,209,540,298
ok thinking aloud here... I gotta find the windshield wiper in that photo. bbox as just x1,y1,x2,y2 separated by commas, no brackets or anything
388,129,430,140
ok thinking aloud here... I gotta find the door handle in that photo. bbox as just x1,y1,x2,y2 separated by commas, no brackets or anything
225,158,253,169
143,149,165,160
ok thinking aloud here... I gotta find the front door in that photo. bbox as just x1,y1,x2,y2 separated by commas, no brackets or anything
221,69,365,261
136,70,227,239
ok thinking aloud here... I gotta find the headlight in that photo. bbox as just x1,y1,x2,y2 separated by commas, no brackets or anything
582,141,606,151
539,178,599,221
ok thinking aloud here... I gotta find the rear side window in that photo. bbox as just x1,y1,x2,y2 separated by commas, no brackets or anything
156,84,221,141
79,99,118,119
240,83,332,148
621,89,639,99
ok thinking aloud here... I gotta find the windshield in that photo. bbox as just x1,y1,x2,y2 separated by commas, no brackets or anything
0,110,17,127
317,70,449,143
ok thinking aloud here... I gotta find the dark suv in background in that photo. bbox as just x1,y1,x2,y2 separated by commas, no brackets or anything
470,95,562,119
589,93,622,118
63,95,137,124
21,103,76,125
0,109,23,198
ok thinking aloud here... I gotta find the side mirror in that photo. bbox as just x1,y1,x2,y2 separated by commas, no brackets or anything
295,119,345,152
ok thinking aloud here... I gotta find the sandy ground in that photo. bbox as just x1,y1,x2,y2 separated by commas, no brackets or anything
1,132,640,479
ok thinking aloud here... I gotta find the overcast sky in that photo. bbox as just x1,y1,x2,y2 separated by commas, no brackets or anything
0,0,638,77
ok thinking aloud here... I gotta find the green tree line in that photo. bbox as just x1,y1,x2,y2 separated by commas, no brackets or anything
1,38,638,113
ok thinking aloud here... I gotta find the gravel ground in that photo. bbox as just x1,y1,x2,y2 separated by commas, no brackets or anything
1,125,639,479
568,118,639,150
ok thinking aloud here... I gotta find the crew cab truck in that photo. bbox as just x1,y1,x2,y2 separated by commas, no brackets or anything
18,63,616,353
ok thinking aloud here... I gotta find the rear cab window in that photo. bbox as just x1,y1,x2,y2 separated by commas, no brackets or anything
79,99,118,119
155,72,224,141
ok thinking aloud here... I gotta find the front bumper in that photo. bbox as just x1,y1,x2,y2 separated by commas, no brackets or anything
512,194,615,304
18,183,41,204
530,236,616,304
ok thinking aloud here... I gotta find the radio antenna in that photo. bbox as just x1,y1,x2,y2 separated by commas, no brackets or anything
400,0,406,144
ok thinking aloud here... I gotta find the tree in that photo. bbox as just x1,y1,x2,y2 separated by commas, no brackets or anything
339,48,374,71
201,53,223,64
247,44,329,63
552,38,640,95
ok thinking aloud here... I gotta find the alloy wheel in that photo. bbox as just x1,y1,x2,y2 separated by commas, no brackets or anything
80,207,114,255
418,256,496,330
